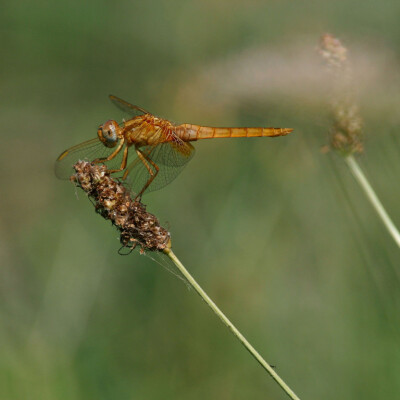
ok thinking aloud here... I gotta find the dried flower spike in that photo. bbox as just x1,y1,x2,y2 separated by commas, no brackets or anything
319,33,363,155
319,34,400,248
67,165,301,399
319,34,348,70
71,161,171,252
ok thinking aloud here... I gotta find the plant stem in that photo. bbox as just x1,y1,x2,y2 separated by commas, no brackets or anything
345,155,400,248
163,248,302,400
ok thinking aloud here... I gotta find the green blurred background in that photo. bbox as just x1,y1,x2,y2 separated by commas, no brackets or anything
2,0,400,399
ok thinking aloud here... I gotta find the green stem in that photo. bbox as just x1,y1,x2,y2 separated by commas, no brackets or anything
163,248,302,400
345,155,400,248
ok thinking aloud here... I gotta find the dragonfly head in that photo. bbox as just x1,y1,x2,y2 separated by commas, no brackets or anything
98,120,120,148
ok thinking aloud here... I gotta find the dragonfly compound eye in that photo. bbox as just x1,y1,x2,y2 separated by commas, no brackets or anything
98,120,119,147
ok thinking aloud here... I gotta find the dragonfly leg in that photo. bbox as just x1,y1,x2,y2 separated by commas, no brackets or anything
107,146,129,174
93,140,124,164
122,156,139,180
135,148,160,200
121,147,153,180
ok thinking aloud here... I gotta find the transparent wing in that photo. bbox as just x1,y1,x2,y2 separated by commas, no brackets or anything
109,95,151,117
124,140,195,195
55,138,125,180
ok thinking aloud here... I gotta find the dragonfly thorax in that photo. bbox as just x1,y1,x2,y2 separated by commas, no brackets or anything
124,115,174,147
98,120,120,148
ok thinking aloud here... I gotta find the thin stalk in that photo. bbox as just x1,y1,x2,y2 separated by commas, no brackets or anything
345,154,400,248
163,247,301,400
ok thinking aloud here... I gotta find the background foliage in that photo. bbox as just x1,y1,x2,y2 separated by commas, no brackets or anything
1,1,400,398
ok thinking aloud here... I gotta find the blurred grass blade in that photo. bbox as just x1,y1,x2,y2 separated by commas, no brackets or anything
345,155,400,248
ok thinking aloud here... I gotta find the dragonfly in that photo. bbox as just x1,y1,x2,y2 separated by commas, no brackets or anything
56,95,293,198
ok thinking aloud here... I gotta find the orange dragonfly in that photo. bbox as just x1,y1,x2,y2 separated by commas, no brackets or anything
56,95,293,198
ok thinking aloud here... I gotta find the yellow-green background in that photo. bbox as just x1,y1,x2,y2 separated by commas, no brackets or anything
2,1,400,399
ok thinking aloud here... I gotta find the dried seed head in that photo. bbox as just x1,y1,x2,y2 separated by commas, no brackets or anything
318,33,363,155
319,34,348,70
71,161,171,252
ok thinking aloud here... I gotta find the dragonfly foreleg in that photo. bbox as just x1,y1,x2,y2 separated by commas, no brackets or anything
107,146,129,174
93,139,124,164
135,148,160,199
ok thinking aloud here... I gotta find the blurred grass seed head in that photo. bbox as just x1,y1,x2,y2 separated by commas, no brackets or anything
319,33,363,155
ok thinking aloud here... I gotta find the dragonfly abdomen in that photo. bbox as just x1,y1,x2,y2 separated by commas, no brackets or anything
177,124,292,141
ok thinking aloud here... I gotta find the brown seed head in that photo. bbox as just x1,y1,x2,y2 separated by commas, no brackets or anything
318,33,363,155
71,161,171,252
319,34,348,69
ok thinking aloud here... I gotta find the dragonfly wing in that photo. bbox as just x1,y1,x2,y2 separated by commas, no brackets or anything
109,95,151,117
55,138,125,180
154,136,195,166
124,141,195,195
